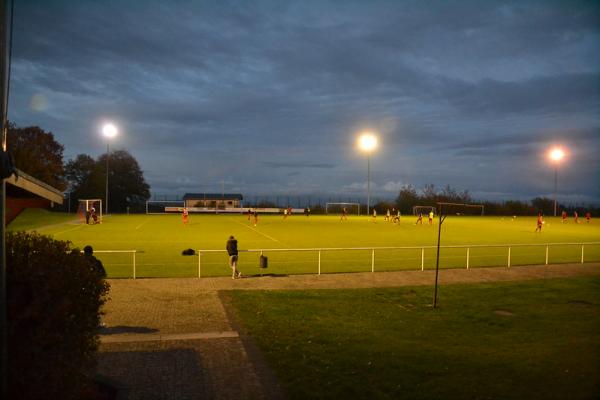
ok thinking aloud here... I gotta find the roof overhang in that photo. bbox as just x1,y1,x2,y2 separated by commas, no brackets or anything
6,169,64,205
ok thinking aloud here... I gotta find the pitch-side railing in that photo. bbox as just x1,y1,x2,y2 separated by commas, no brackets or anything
196,242,600,278
82,250,138,278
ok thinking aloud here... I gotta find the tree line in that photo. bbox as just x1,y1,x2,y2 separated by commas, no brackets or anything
372,184,597,216
8,123,150,213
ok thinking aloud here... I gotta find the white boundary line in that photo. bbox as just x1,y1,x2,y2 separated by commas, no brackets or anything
229,217,288,246
135,218,150,230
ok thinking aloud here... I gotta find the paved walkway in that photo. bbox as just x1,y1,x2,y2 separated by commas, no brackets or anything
95,263,600,399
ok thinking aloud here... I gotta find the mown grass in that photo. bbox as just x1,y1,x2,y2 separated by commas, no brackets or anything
8,209,600,278
226,277,600,399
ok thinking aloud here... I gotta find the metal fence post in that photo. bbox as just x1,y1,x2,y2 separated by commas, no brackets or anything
581,244,584,263
421,247,425,271
133,251,136,279
198,251,201,278
466,247,470,269
507,247,511,268
371,249,375,273
318,250,321,275
545,245,549,265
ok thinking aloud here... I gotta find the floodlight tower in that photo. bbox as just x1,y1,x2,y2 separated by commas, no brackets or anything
548,147,565,217
102,123,118,215
358,132,378,215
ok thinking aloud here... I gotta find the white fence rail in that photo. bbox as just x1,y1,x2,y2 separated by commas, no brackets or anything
196,242,600,278
85,250,138,278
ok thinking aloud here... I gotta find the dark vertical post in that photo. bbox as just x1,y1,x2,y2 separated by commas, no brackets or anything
433,207,444,308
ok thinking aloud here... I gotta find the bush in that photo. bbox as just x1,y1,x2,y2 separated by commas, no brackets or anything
7,231,110,400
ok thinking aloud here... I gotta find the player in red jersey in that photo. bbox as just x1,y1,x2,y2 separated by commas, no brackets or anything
535,212,543,232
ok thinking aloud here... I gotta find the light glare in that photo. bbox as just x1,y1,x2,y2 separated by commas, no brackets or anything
549,148,565,162
102,123,118,138
358,133,378,152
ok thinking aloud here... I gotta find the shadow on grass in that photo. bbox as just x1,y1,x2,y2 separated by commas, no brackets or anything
245,273,289,278
99,326,159,335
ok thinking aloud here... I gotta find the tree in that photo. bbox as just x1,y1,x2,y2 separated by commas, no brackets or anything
100,150,151,212
396,185,420,214
7,123,67,190
531,197,554,215
65,150,151,213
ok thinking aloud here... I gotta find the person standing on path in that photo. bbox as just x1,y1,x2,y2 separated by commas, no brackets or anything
226,235,242,279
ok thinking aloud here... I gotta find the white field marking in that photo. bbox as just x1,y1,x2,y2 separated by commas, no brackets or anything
135,218,151,230
53,225,84,236
229,217,288,246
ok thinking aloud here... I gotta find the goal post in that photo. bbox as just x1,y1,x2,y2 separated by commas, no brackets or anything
145,200,185,214
325,202,361,216
413,205,436,216
77,199,103,224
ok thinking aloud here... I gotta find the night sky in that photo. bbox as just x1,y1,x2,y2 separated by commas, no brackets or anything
8,1,600,204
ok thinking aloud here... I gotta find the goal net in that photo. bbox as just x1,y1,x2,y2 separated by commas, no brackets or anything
145,200,185,214
77,199,103,224
325,202,361,216
412,205,436,216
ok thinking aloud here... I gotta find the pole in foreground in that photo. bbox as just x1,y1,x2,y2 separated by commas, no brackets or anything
1,1,13,396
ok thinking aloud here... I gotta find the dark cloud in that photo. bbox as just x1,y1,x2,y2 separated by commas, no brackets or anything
8,0,600,203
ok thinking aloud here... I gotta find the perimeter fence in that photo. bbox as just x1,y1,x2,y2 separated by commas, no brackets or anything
89,243,600,279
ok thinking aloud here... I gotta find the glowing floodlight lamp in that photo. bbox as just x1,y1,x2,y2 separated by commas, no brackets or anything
358,132,378,153
102,123,118,139
549,148,565,162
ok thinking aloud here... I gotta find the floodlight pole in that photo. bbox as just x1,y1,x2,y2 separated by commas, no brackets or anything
367,154,371,216
553,166,558,217
105,141,109,215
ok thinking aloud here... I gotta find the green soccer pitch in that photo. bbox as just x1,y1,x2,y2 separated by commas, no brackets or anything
9,209,600,278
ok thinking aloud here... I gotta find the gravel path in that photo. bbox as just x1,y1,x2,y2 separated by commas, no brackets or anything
96,262,600,399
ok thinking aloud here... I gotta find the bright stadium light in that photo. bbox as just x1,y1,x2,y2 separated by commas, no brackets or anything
548,146,566,217
357,132,379,215
102,123,118,215
549,148,565,162
358,132,378,153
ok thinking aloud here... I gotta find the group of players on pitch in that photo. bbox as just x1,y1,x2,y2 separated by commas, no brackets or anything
535,210,592,232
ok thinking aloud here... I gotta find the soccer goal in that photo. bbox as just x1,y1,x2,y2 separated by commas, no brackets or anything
77,199,103,224
325,202,361,216
412,205,436,216
145,200,185,214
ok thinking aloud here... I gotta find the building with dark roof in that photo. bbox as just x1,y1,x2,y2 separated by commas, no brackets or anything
183,193,243,209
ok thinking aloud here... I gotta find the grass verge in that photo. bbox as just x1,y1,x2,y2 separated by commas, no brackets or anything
226,277,600,399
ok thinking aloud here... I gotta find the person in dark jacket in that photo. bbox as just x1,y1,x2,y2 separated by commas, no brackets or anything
83,245,107,277
226,235,241,279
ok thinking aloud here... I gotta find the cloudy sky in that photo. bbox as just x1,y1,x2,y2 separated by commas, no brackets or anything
8,0,600,204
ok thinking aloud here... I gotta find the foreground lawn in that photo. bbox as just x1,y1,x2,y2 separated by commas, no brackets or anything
226,277,600,399
8,210,600,278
